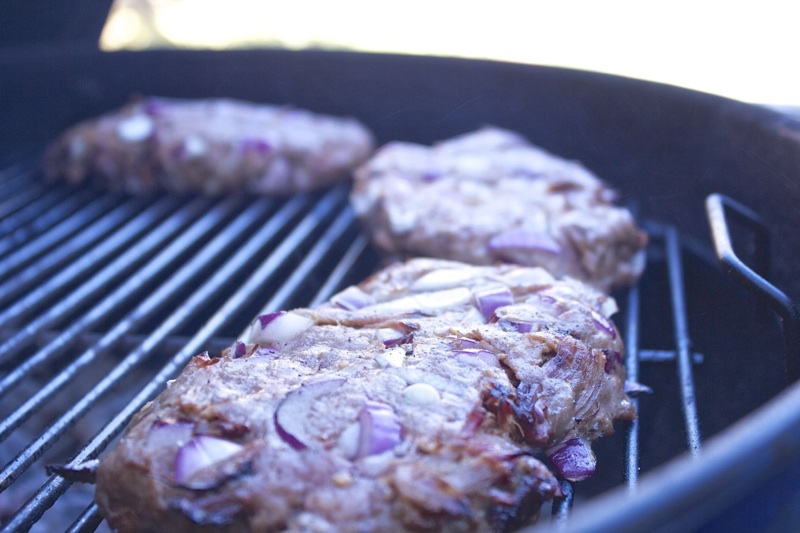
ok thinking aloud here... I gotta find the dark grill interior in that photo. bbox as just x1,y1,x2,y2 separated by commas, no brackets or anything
0,140,796,531
2,39,800,531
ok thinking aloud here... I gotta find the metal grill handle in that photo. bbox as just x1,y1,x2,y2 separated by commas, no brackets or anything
706,193,800,382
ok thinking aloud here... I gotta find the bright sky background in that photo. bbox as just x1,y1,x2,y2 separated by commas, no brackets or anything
101,0,800,106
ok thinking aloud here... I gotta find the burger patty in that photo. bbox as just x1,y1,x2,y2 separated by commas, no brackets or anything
350,127,647,292
95,258,635,532
45,97,375,195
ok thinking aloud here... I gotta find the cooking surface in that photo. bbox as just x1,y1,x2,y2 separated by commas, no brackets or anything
1,45,800,532
0,145,793,531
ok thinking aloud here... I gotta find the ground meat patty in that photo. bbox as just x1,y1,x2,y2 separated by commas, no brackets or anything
95,258,636,532
350,127,647,292
45,97,374,195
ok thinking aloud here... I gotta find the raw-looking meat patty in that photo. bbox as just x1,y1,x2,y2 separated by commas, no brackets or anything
95,258,636,532
350,127,647,292
45,97,375,195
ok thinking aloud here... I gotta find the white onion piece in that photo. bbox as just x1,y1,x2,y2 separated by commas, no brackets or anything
146,420,193,450
402,383,440,405
330,285,375,311
375,346,406,368
453,348,500,368
174,436,243,484
473,286,514,322
409,268,477,291
487,229,562,254
547,437,596,481
274,379,346,450
599,297,619,318
249,311,314,345
362,288,471,315
355,401,403,458
116,114,153,142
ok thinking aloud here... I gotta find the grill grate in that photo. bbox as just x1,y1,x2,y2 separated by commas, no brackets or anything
0,151,792,532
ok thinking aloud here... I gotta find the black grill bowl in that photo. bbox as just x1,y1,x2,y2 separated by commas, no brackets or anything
1,46,800,532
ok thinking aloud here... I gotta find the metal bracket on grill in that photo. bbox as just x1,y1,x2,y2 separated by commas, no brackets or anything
706,193,800,382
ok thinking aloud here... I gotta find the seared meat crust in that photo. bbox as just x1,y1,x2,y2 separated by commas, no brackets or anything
96,258,635,532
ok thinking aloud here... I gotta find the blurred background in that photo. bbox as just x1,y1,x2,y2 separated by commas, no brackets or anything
98,0,799,107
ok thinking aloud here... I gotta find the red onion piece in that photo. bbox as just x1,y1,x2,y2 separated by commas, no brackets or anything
603,349,623,373
378,327,413,348
258,311,283,328
508,320,533,333
240,138,272,154
356,401,403,458
474,286,514,322
250,311,313,345
174,436,243,484
591,310,617,339
331,285,375,311
487,229,562,255
274,379,346,450
233,341,247,358
547,437,596,481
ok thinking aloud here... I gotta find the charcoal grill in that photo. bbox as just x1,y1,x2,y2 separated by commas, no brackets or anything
2,21,800,533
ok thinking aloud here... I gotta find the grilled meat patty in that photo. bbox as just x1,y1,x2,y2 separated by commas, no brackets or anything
96,258,635,532
350,127,647,292
45,97,374,195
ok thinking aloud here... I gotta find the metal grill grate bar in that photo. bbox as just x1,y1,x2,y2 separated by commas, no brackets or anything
624,284,642,490
665,227,702,455
0,197,246,453
2,186,348,530
0,193,117,279
0,196,208,368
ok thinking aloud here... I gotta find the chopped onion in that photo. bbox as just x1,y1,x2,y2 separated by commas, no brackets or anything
448,336,480,349
274,379,346,450
240,138,272,154
453,348,500,368
402,383,440,405
487,229,562,255
146,419,194,449
591,310,617,339
507,320,533,333
375,346,406,368
249,311,313,345
409,268,477,291
174,436,243,485
473,286,514,322
355,401,403,458
603,349,623,373
232,341,247,358
377,327,413,348
331,285,375,311
547,437,596,481
363,288,472,315
116,114,153,142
